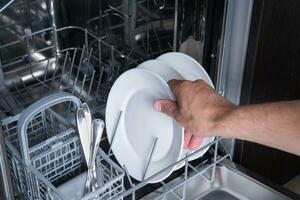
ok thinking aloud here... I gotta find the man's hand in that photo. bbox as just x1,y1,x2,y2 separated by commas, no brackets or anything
154,80,236,150
154,79,300,155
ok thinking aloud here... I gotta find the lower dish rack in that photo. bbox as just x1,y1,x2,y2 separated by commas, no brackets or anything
1,107,228,200
113,138,229,200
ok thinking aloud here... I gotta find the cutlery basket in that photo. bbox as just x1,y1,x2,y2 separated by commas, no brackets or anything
1,92,124,199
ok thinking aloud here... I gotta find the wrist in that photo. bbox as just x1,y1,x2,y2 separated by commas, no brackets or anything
214,105,237,138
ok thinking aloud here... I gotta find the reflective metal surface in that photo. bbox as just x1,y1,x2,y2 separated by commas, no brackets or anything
0,126,14,200
216,0,254,157
143,159,299,200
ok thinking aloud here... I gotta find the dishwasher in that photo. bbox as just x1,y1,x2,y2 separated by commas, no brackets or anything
0,0,298,200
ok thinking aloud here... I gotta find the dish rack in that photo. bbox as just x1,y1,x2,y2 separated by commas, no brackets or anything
0,25,141,117
1,92,125,199
0,0,230,199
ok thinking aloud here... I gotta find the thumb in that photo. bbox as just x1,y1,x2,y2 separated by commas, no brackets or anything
154,100,182,123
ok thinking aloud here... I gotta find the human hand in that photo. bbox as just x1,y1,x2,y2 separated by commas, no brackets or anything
154,80,235,150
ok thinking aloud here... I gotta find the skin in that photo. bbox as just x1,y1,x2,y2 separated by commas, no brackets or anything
154,79,300,156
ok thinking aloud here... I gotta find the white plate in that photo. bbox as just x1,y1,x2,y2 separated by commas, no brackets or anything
106,68,183,183
156,52,215,169
137,59,185,140
157,52,214,85
137,59,184,82
138,60,186,168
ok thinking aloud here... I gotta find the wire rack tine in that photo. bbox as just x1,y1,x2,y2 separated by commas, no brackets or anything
183,153,189,200
25,35,34,87
85,29,89,54
43,59,50,82
86,70,95,102
123,164,133,187
50,56,60,90
71,48,85,95
211,138,219,182
108,110,123,155
58,51,69,88
87,48,93,64
131,183,135,200
68,48,77,84
81,48,94,101
71,77,79,95
173,0,179,51
219,139,232,160
67,48,83,117
142,137,158,181
79,74,87,99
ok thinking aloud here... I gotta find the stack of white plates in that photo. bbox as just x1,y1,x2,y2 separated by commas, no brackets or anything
106,52,215,183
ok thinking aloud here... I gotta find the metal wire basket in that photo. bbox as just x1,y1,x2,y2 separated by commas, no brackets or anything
1,92,124,200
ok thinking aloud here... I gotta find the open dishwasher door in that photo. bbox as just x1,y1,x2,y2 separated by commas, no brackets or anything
0,0,299,199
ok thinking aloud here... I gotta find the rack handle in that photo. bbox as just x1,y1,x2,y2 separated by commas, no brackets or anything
17,92,82,164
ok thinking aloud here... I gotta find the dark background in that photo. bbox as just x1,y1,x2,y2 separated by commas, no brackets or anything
234,0,300,185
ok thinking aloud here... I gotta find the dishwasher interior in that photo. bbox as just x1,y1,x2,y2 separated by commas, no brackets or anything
0,0,298,200
0,0,217,117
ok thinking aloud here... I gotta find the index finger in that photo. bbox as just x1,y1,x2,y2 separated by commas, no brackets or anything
168,79,183,97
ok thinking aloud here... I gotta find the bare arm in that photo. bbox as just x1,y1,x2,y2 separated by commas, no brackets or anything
220,101,300,155
154,80,300,155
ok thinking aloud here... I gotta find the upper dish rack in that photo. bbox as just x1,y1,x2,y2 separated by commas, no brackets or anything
0,25,141,117
0,0,231,199
0,0,186,117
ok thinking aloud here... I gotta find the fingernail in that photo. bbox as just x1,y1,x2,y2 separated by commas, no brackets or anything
153,101,161,111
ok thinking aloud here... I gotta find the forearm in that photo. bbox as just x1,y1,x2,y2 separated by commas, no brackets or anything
217,100,300,155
